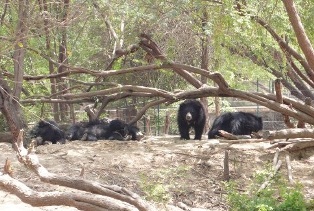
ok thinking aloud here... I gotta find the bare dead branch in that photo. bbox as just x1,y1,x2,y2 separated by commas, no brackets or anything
4,130,157,211
285,154,294,183
273,148,280,168
0,173,140,211
62,85,175,100
281,140,314,152
130,98,168,125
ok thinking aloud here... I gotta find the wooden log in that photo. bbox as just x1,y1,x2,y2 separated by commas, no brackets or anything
219,130,238,140
263,128,314,140
273,148,280,168
219,138,267,144
223,150,230,181
265,142,291,150
282,141,314,152
285,154,294,183
219,130,252,140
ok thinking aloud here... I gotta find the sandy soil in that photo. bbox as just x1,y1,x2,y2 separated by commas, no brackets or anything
0,135,314,211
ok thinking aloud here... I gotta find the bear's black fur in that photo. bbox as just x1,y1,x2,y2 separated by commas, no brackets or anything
30,119,66,145
208,111,263,139
66,119,109,141
66,119,143,141
177,99,206,140
105,119,143,141
66,122,86,141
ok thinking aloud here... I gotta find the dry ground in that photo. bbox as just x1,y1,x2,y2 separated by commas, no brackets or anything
0,135,314,211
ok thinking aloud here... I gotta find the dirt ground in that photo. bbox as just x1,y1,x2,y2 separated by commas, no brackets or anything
0,135,314,211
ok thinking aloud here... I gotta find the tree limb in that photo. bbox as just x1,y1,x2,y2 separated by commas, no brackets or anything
2,130,157,211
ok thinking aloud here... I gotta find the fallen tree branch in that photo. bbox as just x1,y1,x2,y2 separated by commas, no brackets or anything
219,139,267,145
285,154,294,184
281,140,314,152
0,173,138,211
2,130,157,211
263,128,314,140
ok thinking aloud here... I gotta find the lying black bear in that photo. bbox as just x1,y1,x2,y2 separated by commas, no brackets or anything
66,119,143,141
104,119,143,141
29,119,66,145
208,111,263,139
177,99,206,140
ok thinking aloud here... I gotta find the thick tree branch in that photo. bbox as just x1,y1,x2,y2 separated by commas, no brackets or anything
223,43,307,100
3,130,157,211
282,0,314,72
0,173,138,211
62,85,175,100
252,15,314,83
139,34,203,88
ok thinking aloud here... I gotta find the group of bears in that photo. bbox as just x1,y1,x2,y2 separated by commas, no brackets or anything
29,118,143,145
29,99,263,145
177,99,263,140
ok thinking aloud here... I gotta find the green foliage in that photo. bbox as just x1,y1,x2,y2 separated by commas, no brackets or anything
225,166,309,211
139,164,191,203
3,0,314,123
139,174,170,203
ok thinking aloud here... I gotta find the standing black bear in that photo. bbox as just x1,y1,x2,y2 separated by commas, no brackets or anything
208,111,263,139
177,99,206,140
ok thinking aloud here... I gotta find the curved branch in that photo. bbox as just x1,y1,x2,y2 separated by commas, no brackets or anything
0,173,137,211
222,43,307,100
129,98,169,125
139,34,203,88
62,85,175,101
6,130,157,211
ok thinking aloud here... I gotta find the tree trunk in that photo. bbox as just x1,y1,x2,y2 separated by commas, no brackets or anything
200,9,211,133
282,0,314,74
0,0,29,143
57,0,70,121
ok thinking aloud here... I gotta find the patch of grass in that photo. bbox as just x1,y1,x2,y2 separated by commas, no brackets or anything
139,174,170,203
139,164,191,203
225,165,309,211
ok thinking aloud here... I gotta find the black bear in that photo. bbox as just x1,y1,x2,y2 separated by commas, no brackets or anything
66,122,86,141
82,119,109,141
66,119,143,141
208,111,263,139
29,119,66,145
127,124,144,141
66,119,109,141
177,99,206,140
104,119,143,141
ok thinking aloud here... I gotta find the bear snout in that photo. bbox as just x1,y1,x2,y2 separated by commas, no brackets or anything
186,112,192,121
